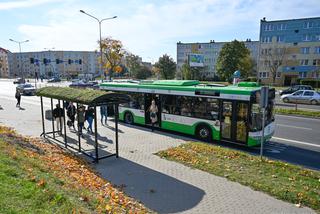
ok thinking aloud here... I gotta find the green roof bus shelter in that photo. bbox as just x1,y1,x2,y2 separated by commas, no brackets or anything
36,86,130,162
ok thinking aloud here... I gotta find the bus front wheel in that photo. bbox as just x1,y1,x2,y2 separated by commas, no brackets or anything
196,125,211,142
124,112,134,124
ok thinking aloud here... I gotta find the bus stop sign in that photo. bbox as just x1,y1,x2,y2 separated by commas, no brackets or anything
260,86,269,108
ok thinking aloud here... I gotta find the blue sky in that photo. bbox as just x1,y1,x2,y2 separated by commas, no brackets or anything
1,0,319,62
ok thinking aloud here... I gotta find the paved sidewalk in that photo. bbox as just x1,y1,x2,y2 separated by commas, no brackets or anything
0,95,315,214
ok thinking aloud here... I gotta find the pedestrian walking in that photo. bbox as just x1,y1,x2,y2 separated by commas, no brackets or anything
85,107,94,134
100,105,108,125
66,102,76,129
77,105,86,137
52,104,64,134
148,100,158,132
15,89,21,108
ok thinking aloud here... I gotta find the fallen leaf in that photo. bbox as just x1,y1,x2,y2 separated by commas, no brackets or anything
37,179,46,187
295,203,302,208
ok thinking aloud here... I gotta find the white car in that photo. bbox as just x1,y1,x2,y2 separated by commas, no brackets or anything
281,90,320,105
16,83,36,96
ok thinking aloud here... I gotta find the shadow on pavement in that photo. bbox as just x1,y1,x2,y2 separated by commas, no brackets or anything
96,157,205,213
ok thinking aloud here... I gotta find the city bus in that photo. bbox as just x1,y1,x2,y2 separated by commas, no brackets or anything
100,80,275,146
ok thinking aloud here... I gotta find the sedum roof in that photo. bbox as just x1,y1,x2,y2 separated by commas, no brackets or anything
36,86,130,105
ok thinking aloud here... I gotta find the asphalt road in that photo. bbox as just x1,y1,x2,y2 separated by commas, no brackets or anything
0,79,319,170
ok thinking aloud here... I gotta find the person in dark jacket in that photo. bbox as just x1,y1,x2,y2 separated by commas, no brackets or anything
66,102,76,129
77,105,86,137
15,89,21,108
52,104,64,134
100,105,108,125
85,107,94,134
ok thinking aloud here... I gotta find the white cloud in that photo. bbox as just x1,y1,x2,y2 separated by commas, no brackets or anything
16,0,320,62
0,0,63,10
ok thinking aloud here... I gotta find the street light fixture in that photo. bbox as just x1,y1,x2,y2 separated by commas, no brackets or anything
80,10,117,81
9,39,29,79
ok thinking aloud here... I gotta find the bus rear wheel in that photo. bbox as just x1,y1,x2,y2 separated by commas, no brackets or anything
124,112,134,124
196,125,211,142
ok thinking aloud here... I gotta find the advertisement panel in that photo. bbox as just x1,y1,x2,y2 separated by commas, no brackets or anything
189,54,204,67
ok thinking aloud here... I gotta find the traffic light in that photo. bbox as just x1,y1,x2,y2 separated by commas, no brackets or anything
79,59,82,64
30,58,34,64
56,59,60,64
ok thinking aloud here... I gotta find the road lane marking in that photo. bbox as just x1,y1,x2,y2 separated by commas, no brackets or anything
276,124,312,130
276,114,320,121
272,137,320,148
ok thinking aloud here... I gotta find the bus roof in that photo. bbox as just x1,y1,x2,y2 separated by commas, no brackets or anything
100,80,261,94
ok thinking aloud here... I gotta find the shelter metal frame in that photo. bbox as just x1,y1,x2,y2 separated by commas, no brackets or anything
37,87,129,163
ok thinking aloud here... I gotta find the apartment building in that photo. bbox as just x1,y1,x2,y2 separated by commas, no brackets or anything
0,47,10,78
177,40,259,79
258,17,320,86
8,50,99,78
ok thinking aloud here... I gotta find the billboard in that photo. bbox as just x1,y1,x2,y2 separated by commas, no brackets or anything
188,54,204,67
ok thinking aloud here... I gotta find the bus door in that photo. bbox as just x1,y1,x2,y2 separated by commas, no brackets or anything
220,100,248,144
144,93,161,127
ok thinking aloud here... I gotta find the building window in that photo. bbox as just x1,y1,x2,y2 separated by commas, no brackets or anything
277,23,287,30
301,47,310,54
303,21,313,29
315,47,320,54
302,34,311,41
312,72,320,78
299,72,307,78
264,24,273,31
276,35,284,43
300,59,309,66
259,72,269,78
262,36,272,43
313,59,320,66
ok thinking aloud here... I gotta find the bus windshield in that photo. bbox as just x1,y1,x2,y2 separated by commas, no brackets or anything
250,89,275,131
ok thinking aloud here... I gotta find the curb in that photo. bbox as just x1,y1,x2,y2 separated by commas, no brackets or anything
275,113,320,119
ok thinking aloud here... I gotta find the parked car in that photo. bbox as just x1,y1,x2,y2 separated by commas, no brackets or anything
281,90,320,105
69,81,98,89
13,78,25,84
16,83,36,95
279,85,313,96
47,77,61,83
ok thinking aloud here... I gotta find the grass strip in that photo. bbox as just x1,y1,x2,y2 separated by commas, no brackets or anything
0,126,151,213
275,108,320,118
157,142,320,212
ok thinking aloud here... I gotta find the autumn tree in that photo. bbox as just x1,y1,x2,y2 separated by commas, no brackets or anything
260,44,288,84
154,54,176,80
216,40,253,81
100,37,126,78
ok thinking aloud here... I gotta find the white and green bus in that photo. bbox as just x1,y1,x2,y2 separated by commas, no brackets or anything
100,80,275,146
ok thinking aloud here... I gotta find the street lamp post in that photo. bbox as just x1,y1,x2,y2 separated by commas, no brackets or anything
9,39,29,79
80,10,117,81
